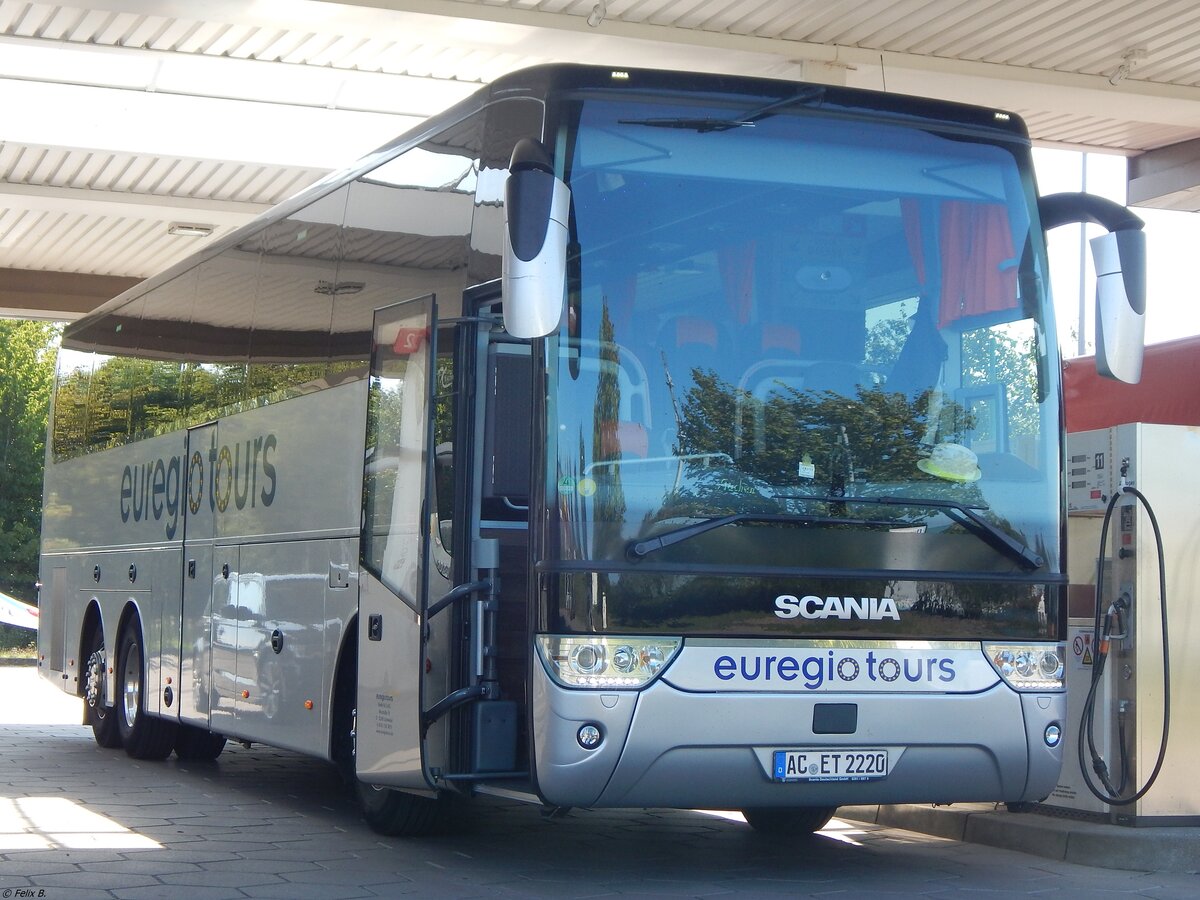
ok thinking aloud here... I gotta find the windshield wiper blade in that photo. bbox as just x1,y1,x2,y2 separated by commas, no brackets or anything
788,494,1044,571
619,86,825,133
628,495,1044,570
627,511,898,560
862,496,1042,570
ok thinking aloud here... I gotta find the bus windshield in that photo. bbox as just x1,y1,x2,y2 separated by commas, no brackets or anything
546,92,1060,602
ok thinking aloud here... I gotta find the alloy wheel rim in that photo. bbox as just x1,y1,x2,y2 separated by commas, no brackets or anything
122,639,141,726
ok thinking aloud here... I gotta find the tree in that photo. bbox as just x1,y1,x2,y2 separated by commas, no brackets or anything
0,320,59,645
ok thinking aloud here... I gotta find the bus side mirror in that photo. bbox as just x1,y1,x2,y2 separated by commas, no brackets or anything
1038,192,1147,385
1091,228,1146,384
502,139,570,339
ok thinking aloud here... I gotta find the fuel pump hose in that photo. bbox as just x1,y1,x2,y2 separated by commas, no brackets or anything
1077,484,1170,806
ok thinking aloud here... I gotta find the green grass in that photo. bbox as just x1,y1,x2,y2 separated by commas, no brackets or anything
0,624,37,658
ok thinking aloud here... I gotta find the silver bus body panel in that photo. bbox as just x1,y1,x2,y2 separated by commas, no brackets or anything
531,643,1064,809
1020,691,1065,801
530,657,640,807
40,381,368,759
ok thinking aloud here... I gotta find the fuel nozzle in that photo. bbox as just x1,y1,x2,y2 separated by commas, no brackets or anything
1105,592,1131,642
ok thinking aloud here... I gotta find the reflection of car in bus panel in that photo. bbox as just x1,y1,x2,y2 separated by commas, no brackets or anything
38,65,1145,837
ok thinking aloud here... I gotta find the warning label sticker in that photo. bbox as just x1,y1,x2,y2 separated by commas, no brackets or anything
1071,629,1094,667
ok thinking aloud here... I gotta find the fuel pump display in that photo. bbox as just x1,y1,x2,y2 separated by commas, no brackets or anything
1048,423,1200,825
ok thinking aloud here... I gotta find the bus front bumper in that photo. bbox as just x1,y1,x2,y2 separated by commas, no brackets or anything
531,662,1064,811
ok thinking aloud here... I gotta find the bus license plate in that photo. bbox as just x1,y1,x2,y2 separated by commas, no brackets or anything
773,749,889,783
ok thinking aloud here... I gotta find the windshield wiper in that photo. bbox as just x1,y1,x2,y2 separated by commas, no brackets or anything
776,494,1043,571
627,511,899,560
628,495,1044,570
618,86,825,133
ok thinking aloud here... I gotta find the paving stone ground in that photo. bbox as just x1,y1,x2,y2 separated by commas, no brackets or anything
1,666,1197,898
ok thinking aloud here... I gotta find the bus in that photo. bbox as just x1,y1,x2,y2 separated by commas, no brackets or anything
37,64,1146,836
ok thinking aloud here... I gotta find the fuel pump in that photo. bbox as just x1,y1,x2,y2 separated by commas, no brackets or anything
1045,423,1200,825
1077,464,1168,808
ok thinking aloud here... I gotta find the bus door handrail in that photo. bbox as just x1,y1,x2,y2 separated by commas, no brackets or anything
427,578,493,619
423,545,502,730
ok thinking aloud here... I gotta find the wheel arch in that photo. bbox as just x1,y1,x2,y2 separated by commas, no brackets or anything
114,599,145,654
77,599,105,699
110,599,150,705
329,614,358,771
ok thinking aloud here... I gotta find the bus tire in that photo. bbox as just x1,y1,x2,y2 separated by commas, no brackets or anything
741,806,837,835
115,618,178,760
331,632,449,836
174,723,226,761
82,625,122,749
356,783,447,837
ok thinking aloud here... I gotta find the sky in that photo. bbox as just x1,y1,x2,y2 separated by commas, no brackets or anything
1033,148,1200,358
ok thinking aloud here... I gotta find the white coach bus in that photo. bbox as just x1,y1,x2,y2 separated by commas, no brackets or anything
38,65,1146,836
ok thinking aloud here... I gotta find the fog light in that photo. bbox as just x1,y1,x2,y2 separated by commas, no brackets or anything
577,724,602,750
1045,723,1062,748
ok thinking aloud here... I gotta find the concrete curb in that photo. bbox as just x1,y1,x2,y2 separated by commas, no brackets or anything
0,656,37,667
838,804,1200,874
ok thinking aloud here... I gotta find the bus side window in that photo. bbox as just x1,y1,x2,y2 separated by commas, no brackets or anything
482,342,532,521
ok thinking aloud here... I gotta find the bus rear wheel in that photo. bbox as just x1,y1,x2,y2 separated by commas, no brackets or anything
741,806,837,835
115,619,177,760
82,626,122,749
357,783,448,837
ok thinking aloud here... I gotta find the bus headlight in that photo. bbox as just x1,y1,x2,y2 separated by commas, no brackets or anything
983,643,1065,691
538,636,682,689
569,642,606,676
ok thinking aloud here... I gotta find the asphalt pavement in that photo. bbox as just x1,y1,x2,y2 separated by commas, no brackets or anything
0,662,1196,898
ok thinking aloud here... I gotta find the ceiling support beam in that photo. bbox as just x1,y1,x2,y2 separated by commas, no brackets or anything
1,182,270,226
2,77,423,169
0,268,140,321
0,32,477,116
1129,139,1200,211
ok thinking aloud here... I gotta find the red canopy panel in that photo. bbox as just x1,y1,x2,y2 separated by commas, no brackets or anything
1064,335,1200,433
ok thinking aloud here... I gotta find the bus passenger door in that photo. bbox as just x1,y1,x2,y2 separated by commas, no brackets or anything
357,296,442,790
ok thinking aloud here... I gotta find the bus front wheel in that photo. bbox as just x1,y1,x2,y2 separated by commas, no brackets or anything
174,723,226,761
115,618,177,760
357,783,448,837
82,625,122,749
741,806,837,835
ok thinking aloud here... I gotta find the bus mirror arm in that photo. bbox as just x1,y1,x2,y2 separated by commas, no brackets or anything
502,138,571,339
1038,192,1146,384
